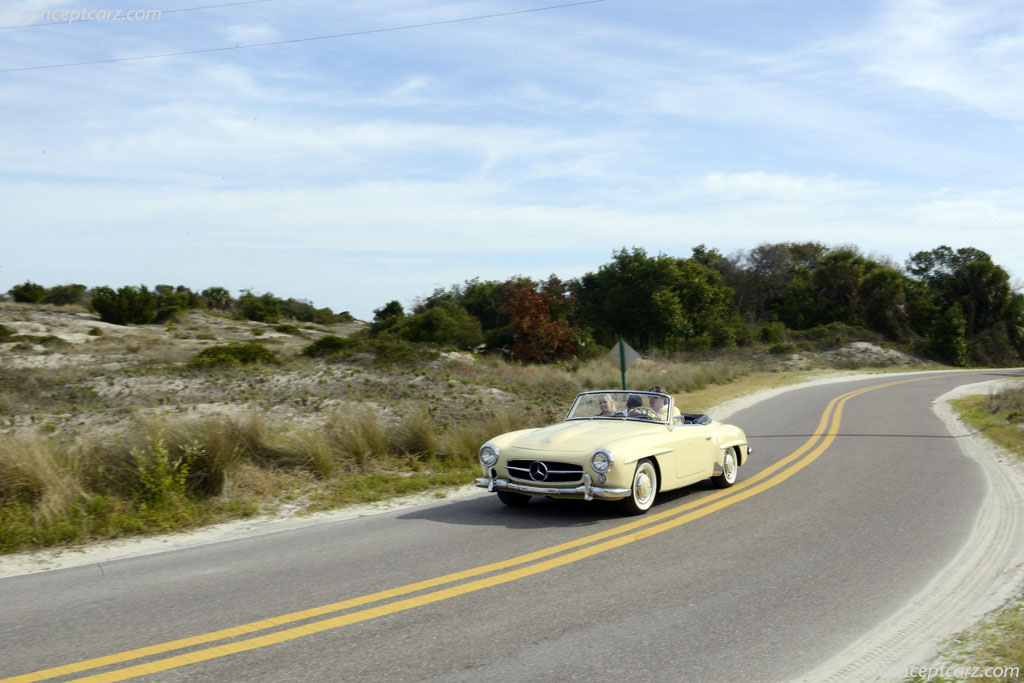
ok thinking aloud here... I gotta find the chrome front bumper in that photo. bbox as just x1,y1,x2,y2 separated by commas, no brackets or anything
475,472,630,501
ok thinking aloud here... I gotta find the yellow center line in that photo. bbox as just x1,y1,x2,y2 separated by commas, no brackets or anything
3,374,943,683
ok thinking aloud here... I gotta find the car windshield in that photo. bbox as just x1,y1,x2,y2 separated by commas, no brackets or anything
566,391,671,423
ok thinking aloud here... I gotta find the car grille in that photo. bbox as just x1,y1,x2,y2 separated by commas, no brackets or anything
506,460,584,483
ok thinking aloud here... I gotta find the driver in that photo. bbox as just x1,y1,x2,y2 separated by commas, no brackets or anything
626,394,653,417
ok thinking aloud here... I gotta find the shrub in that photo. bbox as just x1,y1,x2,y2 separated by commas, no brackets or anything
188,342,280,368
769,343,798,355
126,433,192,505
788,322,879,351
154,284,202,311
280,298,345,325
8,281,46,303
761,322,788,344
390,303,484,349
154,305,188,324
238,291,281,323
42,284,88,306
302,335,359,357
91,285,158,325
9,334,71,348
368,338,439,367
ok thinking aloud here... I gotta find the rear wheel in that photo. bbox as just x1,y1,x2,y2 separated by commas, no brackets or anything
497,490,531,507
621,459,657,515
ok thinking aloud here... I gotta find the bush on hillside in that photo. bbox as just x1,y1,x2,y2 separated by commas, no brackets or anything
8,281,46,303
302,335,360,357
188,343,280,368
90,286,158,325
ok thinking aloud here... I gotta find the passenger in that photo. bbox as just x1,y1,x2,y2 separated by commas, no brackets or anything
648,385,681,421
596,394,616,416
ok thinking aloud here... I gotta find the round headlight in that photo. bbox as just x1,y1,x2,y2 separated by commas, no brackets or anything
591,450,613,473
480,445,498,467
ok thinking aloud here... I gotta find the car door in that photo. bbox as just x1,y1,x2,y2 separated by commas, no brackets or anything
671,424,718,480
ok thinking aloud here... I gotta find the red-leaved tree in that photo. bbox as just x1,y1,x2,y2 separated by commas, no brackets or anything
500,280,579,362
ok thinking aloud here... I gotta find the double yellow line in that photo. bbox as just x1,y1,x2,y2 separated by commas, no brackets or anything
3,375,936,683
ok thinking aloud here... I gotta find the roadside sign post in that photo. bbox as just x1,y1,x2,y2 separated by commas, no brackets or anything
609,338,639,390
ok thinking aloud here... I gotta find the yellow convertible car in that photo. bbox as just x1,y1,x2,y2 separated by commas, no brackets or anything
476,390,751,515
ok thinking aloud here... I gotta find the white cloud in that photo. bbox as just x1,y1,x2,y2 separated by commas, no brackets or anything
842,0,1024,120
910,197,1024,229
222,24,276,45
697,172,873,203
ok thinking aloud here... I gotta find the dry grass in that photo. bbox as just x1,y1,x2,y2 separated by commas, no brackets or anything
0,432,86,518
324,407,389,471
0,403,533,551
390,411,439,460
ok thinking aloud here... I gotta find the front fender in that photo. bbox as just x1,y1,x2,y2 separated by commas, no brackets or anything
718,436,750,465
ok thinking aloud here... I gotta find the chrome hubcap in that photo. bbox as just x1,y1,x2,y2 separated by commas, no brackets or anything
635,466,654,504
724,453,736,481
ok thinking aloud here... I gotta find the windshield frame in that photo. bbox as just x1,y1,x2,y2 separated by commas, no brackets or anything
564,390,673,425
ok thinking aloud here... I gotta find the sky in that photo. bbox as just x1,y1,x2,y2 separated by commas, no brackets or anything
2,0,1023,321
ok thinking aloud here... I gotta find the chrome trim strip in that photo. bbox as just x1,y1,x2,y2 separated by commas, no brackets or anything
475,477,630,500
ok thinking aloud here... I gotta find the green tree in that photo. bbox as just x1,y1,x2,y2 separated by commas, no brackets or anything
929,303,969,366
724,242,829,323
200,287,233,310
858,266,912,339
576,247,739,350
907,246,1012,337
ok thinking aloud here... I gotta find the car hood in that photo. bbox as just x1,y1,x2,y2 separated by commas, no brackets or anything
508,419,665,455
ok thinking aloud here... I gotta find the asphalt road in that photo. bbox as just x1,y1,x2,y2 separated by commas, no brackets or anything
2,370,1022,683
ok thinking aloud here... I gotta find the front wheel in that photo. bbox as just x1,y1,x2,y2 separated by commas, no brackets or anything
711,448,738,488
620,458,658,515
497,490,531,507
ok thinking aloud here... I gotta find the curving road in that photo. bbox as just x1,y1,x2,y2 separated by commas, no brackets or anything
2,370,1023,683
